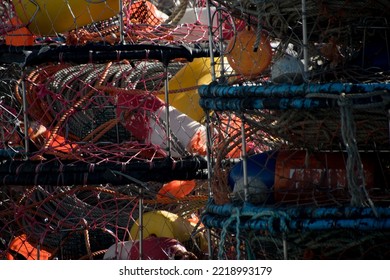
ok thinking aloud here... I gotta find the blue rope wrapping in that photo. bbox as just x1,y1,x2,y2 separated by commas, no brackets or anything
200,82,390,257
198,82,389,110
201,202,390,233
198,83,390,98
217,207,241,259
203,211,390,232
205,202,390,219
288,218,390,230
249,210,291,234
199,97,329,110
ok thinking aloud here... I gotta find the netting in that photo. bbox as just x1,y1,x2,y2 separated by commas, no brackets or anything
0,0,390,260
0,0,219,260
198,0,390,260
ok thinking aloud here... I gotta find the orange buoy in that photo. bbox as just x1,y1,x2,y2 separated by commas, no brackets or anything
127,0,163,26
6,234,51,260
4,17,35,46
226,28,272,78
157,180,196,200
28,123,78,153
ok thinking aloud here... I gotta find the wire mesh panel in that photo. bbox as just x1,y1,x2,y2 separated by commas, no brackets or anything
0,0,221,260
200,0,390,259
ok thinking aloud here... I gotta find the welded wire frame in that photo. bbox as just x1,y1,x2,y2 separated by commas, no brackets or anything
211,0,390,40
247,229,390,260
207,0,390,86
0,1,15,36
7,60,190,162
0,180,209,260
0,64,23,151
0,0,221,48
205,98,390,207
0,54,212,259
202,201,390,259
199,0,390,261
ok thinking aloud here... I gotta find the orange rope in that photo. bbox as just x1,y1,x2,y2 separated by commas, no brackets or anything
82,118,120,142
43,62,112,150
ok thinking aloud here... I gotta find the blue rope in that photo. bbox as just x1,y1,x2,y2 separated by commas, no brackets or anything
202,213,390,232
205,202,390,219
199,97,329,110
249,210,291,234
218,207,241,259
199,82,390,98
202,202,390,233
289,218,390,231
199,82,388,110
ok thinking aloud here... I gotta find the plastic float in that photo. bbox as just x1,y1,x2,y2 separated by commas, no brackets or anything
4,16,35,46
26,89,207,158
157,179,196,200
157,58,213,122
271,54,305,84
228,150,382,204
226,28,273,78
176,7,217,26
115,88,207,157
12,0,119,35
129,210,207,251
6,234,52,260
129,210,195,242
103,241,133,260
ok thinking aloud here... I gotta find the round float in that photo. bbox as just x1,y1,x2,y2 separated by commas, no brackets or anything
228,150,379,204
13,0,119,35
103,241,133,260
226,28,273,78
6,234,51,260
157,179,196,200
157,58,212,122
129,210,194,242
129,210,208,253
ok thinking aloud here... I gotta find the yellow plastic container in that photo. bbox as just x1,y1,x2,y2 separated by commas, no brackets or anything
158,58,213,122
130,210,193,242
130,210,208,252
12,0,119,35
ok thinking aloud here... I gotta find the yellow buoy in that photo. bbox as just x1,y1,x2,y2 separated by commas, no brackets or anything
158,58,212,122
130,210,208,252
130,210,193,242
12,0,119,35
